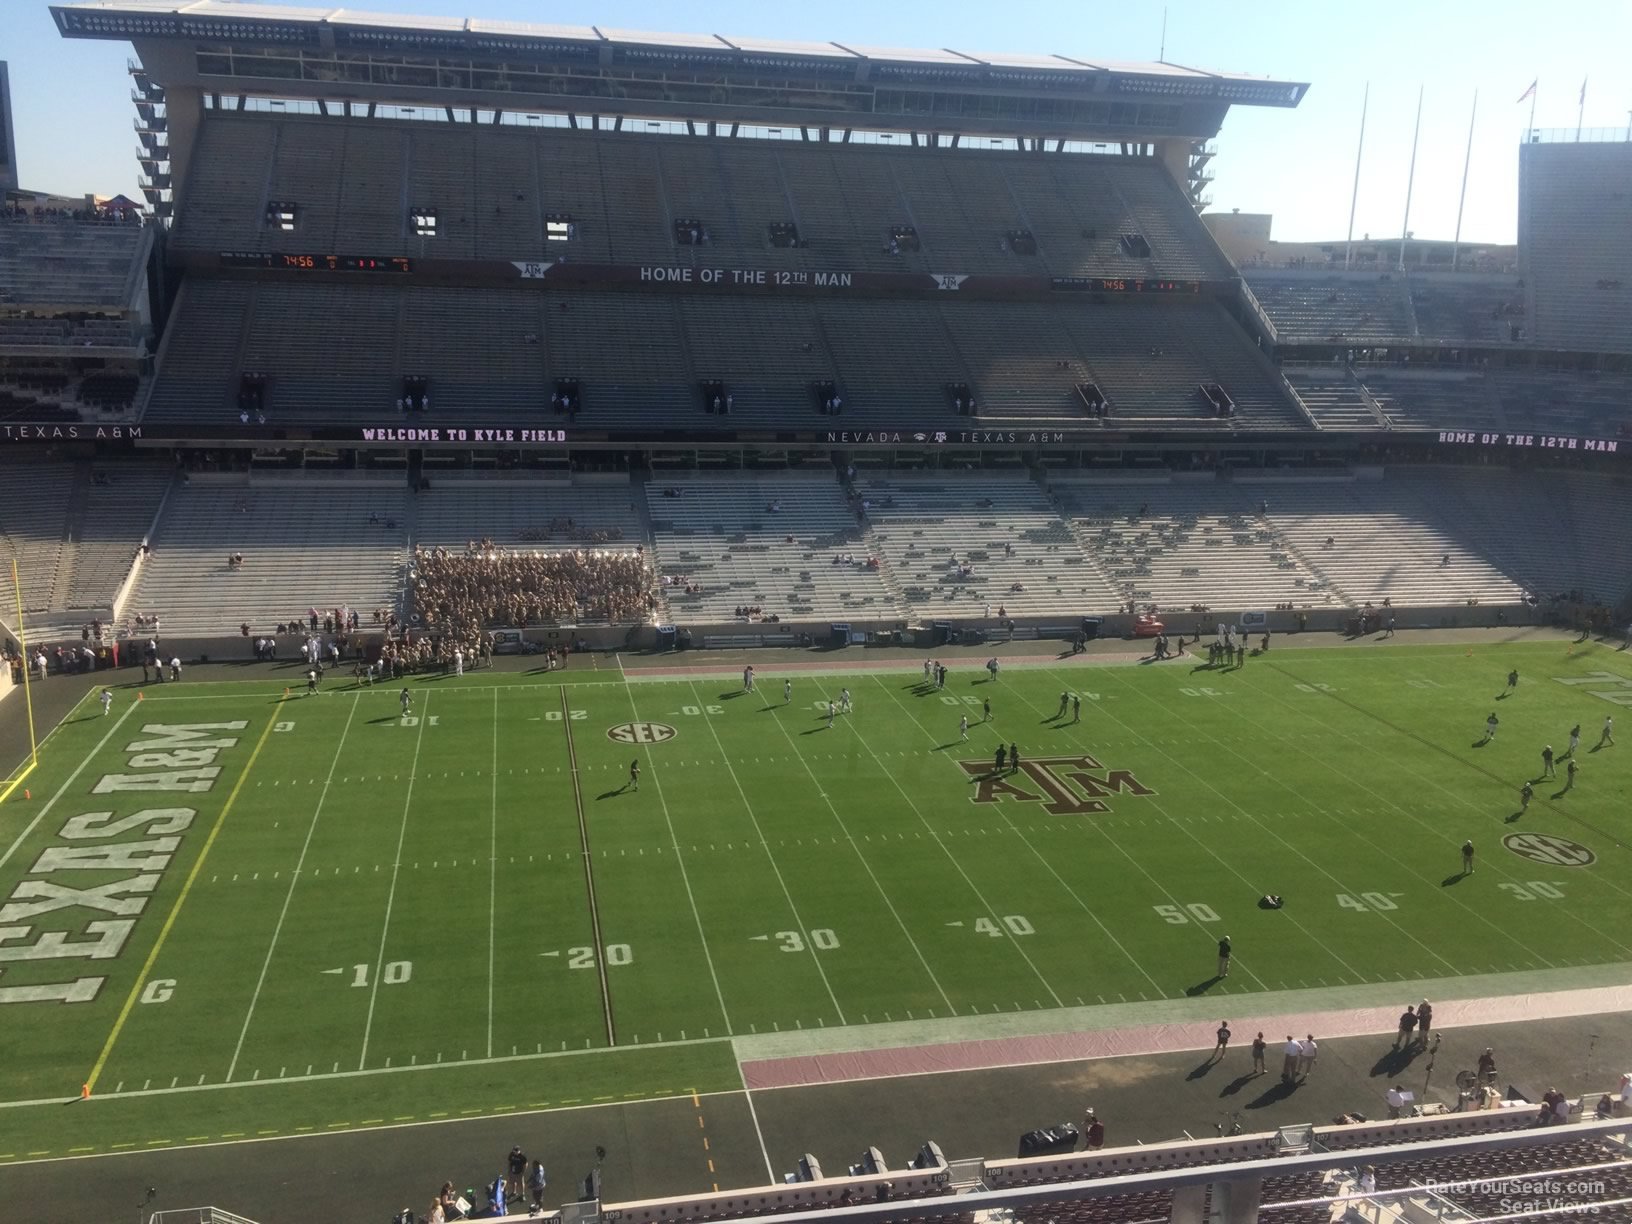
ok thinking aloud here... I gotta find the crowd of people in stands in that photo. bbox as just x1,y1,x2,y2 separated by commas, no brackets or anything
2,202,143,224
409,542,653,653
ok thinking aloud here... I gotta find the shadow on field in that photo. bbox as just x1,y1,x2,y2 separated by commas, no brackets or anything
1185,1058,1217,1082
1186,976,1222,996
1442,872,1468,887
1246,1078,1300,1108
719,691,747,701
1369,1046,1420,1078
1219,1073,1259,1097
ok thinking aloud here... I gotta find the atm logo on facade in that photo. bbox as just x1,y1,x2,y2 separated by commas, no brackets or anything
959,754,1155,815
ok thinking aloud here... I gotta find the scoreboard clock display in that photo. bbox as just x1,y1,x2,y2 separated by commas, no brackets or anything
219,252,413,273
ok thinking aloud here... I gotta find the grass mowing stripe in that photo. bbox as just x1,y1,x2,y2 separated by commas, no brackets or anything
1112,664,1572,966
1226,659,1632,955
855,674,1067,1008
1046,664,1467,978
0,699,140,873
358,692,431,1071
85,702,283,1092
487,688,497,1059
622,685,734,1036
560,684,616,1046
225,692,362,1081
1261,657,1632,859
683,680,848,1024
873,675,1176,999
750,682,956,1014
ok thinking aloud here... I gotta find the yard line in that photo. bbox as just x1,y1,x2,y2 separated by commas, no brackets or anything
358,693,431,1071
561,684,615,1046
869,676,1172,998
85,706,283,1092
487,688,498,1059
0,699,140,873
850,677,1067,1007
620,686,735,1036
225,693,362,1081
1232,662,1632,955
752,686,956,1013
679,682,847,1024
1052,666,1463,977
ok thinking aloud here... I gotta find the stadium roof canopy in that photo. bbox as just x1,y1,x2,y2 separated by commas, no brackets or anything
52,0,1307,140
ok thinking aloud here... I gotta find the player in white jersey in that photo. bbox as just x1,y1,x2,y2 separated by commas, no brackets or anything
1600,716,1615,747
784,678,792,705
959,715,969,741
99,688,113,716
839,688,851,714
400,687,412,714
826,700,836,728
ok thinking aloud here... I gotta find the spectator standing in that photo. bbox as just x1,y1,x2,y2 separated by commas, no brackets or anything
1280,1035,1300,1083
1297,1035,1318,1081
1212,1021,1231,1061
1250,1032,1266,1076
1394,1005,1417,1050
1416,999,1433,1046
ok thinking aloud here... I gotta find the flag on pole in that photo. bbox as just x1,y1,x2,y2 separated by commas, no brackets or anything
1516,78,1536,103
1579,77,1587,105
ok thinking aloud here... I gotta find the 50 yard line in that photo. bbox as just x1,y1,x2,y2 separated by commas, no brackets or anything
358,694,431,1071
86,705,283,1092
225,693,361,1081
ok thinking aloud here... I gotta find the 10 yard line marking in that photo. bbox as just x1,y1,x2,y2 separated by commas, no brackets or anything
226,693,361,1081
358,693,431,1070
86,705,283,1092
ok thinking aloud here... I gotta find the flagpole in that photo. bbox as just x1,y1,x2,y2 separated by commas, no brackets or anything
1528,84,1538,141
1576,78,1586,141
1399,83,1424,273
1452,89,1478,272
1344,82,1369,271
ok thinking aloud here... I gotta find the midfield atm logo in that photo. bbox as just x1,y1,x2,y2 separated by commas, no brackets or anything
959,754,1155,815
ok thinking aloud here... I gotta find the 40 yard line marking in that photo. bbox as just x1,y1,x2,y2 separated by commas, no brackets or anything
86,704,284,1092
226,693,361,1081
358,693,431,1070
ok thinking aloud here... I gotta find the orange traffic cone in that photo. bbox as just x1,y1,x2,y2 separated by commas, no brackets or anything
80,1083,90,1100
22,789,29,800
136,691,144,701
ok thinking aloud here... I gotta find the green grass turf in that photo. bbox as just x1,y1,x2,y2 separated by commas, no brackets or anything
0,640,1629,1160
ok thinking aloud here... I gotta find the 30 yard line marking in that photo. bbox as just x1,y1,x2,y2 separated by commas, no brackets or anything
561,684,616,1046
86,704,284,1092
623,686,734,1036
226,693,361,1081
682,681,847,1025
753,684,955,1014
359,693,431,1070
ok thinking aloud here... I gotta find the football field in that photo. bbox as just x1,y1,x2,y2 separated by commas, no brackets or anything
1,640,1629,1162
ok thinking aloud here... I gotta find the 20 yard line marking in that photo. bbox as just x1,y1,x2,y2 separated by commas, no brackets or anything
226,693,361,1081
86,705,284,1092
561,685,616,1046
358,693,432,1070
623,686,734,1036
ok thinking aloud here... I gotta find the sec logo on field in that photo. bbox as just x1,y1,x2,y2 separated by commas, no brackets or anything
607,722,678,745
1502,833,1596,868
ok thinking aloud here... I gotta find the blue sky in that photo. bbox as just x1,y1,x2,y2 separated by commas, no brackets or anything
8,0,1630,243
